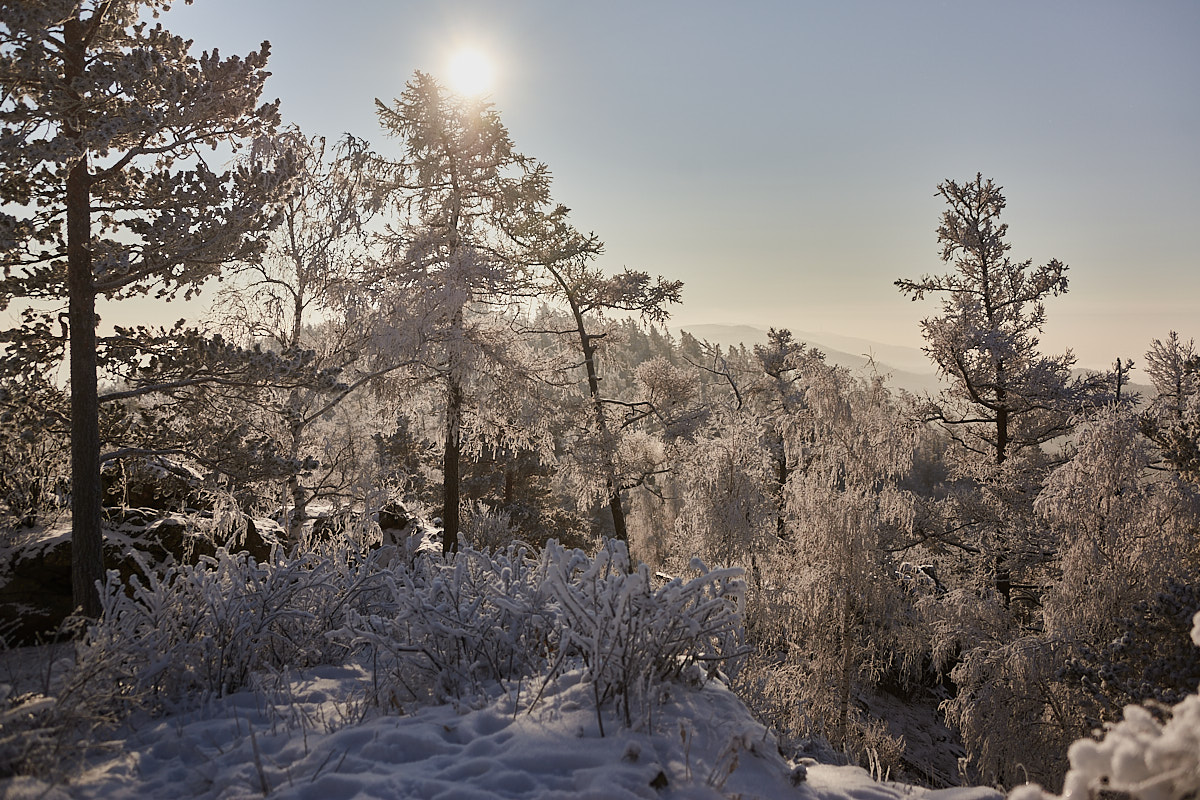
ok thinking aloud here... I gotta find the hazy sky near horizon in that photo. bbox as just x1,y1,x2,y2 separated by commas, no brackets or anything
162,0,1199,369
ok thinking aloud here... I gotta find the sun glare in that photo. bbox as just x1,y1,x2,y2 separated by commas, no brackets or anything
446,48,494,96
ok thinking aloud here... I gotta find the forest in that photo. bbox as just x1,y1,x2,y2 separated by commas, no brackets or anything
2,2,1199,798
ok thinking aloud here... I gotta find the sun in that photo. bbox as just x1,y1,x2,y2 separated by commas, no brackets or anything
446,48,494,97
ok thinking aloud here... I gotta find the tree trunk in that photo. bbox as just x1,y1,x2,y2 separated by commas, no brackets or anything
443,302,464,556
836,582,854,750
503,456,514,507
443,376,462,554
573,305,628,545
64,16,104,618
606,488,628,544
282,394,308,540
775,433,790,539
994,397,1011,605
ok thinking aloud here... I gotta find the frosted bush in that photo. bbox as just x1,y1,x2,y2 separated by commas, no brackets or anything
1055,696,1200,800
75,544,389,715
342,541,556,707
343,538,747,728
542,539,747,731
0,686,61,778
4,535,749,779
460,502,519,551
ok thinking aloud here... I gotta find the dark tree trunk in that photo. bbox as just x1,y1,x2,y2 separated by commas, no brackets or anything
606,488,628,545
994,392,1011,606
64,16,104,618
503,457,514,507
775,434,790,539
442,374,462,555
573,304,629,545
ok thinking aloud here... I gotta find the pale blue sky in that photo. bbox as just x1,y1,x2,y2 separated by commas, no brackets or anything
163,0,1199,369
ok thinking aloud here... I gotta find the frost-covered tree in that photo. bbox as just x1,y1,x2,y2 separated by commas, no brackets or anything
369,72,563,553
679,337,925,766
1142,332,1200,484
896,175,1096,467
896,174,1106,603
216,129,372,353
0,0,283,614
209,129,400,532
536,241,682,544
777,362,922,752
944,404,1200,787
748,328,824,538
669,330,820,573
673,415,775,573
1045,406,1200,702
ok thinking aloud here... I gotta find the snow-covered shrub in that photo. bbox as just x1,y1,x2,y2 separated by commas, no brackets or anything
460,502,519,552
344,538,747,729
1011,613,1200,800
0,640,98,779
1057,697,1200,800
0,375,68,530
74,543,388,715
0,630,110,778
342,541,556,707
0,682,69,778
543,539,747,732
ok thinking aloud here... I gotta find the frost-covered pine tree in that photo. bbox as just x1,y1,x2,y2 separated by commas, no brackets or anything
0,0,283,615
748,328,824,538
536,242,682,544
369,72,563,553
1143,332,1200,484
896,174,1107,603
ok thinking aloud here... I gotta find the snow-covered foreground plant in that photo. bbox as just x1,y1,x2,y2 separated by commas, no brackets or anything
343,539,748,730
1,536,749,779
78,546,387,715
542,540,748,733
1012,612,1200,800
342,541,557,707
3,543,388,776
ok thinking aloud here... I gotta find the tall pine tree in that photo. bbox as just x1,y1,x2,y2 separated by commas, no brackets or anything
0,0,283,615
371,72,566,553
896,174,1107,604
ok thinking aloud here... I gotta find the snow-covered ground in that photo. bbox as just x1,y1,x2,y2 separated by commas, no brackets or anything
3,657,1002,800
